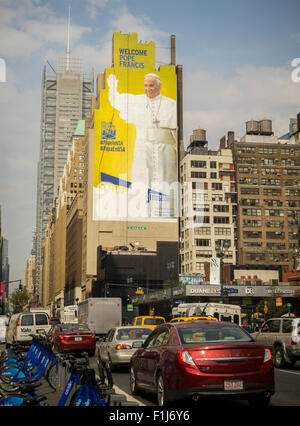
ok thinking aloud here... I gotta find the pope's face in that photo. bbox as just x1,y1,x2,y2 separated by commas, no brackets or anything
144,77,161,99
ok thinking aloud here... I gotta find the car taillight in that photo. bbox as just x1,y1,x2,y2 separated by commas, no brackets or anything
16,320,21,327
177,350,197,369
264,348,272,363
115,344,132,350
291,339,297,346
59,335,71,341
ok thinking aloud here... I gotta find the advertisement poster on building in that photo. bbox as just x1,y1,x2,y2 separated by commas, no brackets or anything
210,257,220,285
93,32,178,221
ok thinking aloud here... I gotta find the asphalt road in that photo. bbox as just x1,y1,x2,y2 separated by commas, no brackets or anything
1,343,300,407
95,361,300,407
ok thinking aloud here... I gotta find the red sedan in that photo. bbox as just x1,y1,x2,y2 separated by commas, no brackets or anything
130,321,274,406
47,323,96,356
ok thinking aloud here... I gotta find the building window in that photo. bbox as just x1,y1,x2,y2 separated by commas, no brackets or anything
212,183,222,191
213,205,229,213
191,171,207,178
196,250,212,258
213,216,230,224
194,239,211,247
191,160,207,168
243,219,262,227
215,228,231,235
242,208,261,216
194,216,210,223
194,227,211,235
192,182,208,190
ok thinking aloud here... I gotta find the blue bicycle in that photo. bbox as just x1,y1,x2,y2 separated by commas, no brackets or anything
0,334,57,387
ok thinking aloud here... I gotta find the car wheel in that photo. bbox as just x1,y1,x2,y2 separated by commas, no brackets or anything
129,365,140,395
157,373,170,406
108,355,116,372
274,346,287,368
248,393,271,407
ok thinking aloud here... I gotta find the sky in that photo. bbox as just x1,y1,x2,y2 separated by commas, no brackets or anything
0,0,300,283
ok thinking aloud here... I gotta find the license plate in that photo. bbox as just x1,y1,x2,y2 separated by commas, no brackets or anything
75,337,82,341
36,329,45,334
224,379,243,391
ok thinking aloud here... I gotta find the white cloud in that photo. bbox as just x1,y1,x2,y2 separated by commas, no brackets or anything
183,65,300,148
86,0,116,20
0,2,91,58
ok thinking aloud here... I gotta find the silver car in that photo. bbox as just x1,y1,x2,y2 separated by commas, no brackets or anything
97,326,152,369
252,317,300,368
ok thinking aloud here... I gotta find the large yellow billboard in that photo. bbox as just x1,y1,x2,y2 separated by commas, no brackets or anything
93,32,178,221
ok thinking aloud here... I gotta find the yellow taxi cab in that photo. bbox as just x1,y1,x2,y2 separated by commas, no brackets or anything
170,316,218,323
133,316,166,331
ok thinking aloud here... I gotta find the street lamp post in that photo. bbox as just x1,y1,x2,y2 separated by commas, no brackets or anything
215,241,230,302
167,261,175,309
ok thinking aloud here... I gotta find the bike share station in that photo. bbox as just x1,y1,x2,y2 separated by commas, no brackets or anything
0,336,138,406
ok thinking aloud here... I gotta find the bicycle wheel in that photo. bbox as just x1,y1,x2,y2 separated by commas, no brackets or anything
46,364,58,390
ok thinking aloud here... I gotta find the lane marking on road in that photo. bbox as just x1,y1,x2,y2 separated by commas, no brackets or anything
278,369,300,375
113,384,146,406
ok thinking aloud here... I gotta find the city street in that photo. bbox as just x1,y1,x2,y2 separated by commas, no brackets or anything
1,343,299,407
89,356,300,407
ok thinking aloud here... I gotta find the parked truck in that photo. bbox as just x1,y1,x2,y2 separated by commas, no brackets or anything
58,305,78,324
77,298,122,337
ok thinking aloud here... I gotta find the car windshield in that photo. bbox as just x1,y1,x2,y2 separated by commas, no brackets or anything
144,318,165,325
178,325,253,344
116,328,151,340
60,324,90,332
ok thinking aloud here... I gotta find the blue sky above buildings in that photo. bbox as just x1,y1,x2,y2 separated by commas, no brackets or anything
0,0,300,280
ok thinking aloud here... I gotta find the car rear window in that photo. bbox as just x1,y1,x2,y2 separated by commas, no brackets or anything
116,328,151,340
60,324,90,332
35,313,49,326
21,314,33,326
144,318,165,325
178,325,253,344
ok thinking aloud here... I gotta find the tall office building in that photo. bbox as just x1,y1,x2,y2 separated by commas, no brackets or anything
180,127,237,276
228,117,300,270
35,14,94,297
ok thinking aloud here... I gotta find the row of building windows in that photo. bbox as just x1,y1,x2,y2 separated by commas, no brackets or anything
237,146,299,155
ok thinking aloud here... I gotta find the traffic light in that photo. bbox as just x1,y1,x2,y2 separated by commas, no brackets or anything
18,283,23,292
106,285,110,296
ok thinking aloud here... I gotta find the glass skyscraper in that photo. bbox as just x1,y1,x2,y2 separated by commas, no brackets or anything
35,56,94,298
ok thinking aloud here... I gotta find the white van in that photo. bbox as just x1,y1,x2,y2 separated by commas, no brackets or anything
0,317,7,343
6,311,51,347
